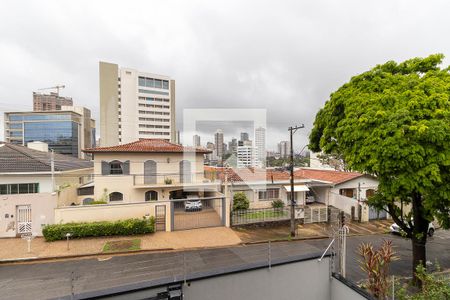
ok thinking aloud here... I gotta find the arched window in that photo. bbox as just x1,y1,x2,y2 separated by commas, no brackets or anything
144,160,157,184
109,192,123,202
179,160,191,183
145,190,158,201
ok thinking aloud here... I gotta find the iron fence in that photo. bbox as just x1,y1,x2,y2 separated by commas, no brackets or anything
231,207,291,226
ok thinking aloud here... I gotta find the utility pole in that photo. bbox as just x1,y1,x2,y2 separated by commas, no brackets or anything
51,149,55,192
289,124,304,237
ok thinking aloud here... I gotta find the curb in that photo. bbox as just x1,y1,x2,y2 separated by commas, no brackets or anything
0,231,392,265
0,247,174,265
240,235,330,245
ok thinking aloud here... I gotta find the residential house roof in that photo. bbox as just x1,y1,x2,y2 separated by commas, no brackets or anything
294,168,363,185
83,139,211,154
0,142,93,173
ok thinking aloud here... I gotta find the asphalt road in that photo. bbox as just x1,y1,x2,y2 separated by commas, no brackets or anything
0,230,449,300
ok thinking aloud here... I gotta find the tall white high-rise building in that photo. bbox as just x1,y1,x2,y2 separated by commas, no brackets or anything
99,61,176,146
255,127,266,164
278,140,290,158
193,134,201,147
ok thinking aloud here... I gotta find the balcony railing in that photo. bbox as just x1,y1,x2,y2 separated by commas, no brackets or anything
133,173,216,186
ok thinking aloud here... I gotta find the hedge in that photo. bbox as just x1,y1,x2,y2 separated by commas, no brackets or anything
42,217,155,242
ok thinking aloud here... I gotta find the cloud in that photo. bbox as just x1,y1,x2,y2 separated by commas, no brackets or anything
0,0,449,150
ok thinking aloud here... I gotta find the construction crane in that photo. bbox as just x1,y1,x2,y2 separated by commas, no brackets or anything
37,85,65,95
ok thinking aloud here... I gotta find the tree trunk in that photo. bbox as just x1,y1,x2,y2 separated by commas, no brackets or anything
411,237,426,287
411,192,428,287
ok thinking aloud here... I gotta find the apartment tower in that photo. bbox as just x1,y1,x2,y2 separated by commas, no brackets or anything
193,134,201,147
33,92,73,111
255,127,266,164
99,61,176,146
278,141,290,158
214,129,224,161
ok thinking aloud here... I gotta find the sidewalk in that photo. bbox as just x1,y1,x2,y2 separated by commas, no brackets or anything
0,227,242,261
234,219,393,243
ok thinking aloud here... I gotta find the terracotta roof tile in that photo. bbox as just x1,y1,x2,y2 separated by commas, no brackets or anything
294,168,363,184
84,139,211,154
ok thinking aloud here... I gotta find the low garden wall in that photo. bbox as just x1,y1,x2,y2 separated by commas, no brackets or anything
54,201,171,231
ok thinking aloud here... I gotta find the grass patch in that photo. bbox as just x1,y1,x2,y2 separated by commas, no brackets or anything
103,239,141,253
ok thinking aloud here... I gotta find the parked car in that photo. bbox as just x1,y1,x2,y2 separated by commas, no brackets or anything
390,221,435,237
185,199,202,212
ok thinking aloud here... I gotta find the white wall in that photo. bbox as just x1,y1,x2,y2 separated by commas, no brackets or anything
331,276,369,300
330,175,379,200
0,193,56,237
328,192,359,216
183,257,332,300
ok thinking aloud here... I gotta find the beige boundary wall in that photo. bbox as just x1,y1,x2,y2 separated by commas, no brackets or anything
55,201,172,232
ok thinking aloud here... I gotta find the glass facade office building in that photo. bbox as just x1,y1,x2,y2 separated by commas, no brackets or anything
4,112,85,157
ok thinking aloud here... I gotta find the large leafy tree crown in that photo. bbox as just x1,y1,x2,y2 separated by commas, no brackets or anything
309,54,450,227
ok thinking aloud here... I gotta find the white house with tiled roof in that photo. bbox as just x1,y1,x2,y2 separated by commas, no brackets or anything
55,139,227,232
82,139,216,202
0,142,93,237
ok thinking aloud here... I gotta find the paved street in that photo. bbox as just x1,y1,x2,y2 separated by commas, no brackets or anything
0,231,448,300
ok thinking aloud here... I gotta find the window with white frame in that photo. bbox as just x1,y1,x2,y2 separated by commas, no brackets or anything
258,188,279,200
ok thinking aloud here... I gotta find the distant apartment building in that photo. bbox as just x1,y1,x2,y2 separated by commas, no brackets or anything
228,138,237,155
193,134,201,147
240,132,249,142
255,127,266,164
278,141,290,158
99,61,176,146
214,129,224,160
238,140,252,147
237,145,259,168
4,107,95,158
33,92,73,111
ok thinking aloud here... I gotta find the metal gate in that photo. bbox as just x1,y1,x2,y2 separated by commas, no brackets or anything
172,197,225,231
155,205,166,231
17,205,32,234
303,206,328,224
368,206,387,220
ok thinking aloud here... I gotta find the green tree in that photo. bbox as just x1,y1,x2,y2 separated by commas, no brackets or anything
309,54,450,285
233,192,250,210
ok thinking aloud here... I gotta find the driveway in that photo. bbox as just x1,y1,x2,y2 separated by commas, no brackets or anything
173,208,223,231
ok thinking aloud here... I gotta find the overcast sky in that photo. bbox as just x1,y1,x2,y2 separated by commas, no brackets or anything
0,0,449,151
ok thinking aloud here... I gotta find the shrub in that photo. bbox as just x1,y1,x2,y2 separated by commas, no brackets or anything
164,177,173,184
233,192,249,210
271,199,285,209
358,240,398,299
42,217,155,242
85,201,107,205
396,263,450,300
